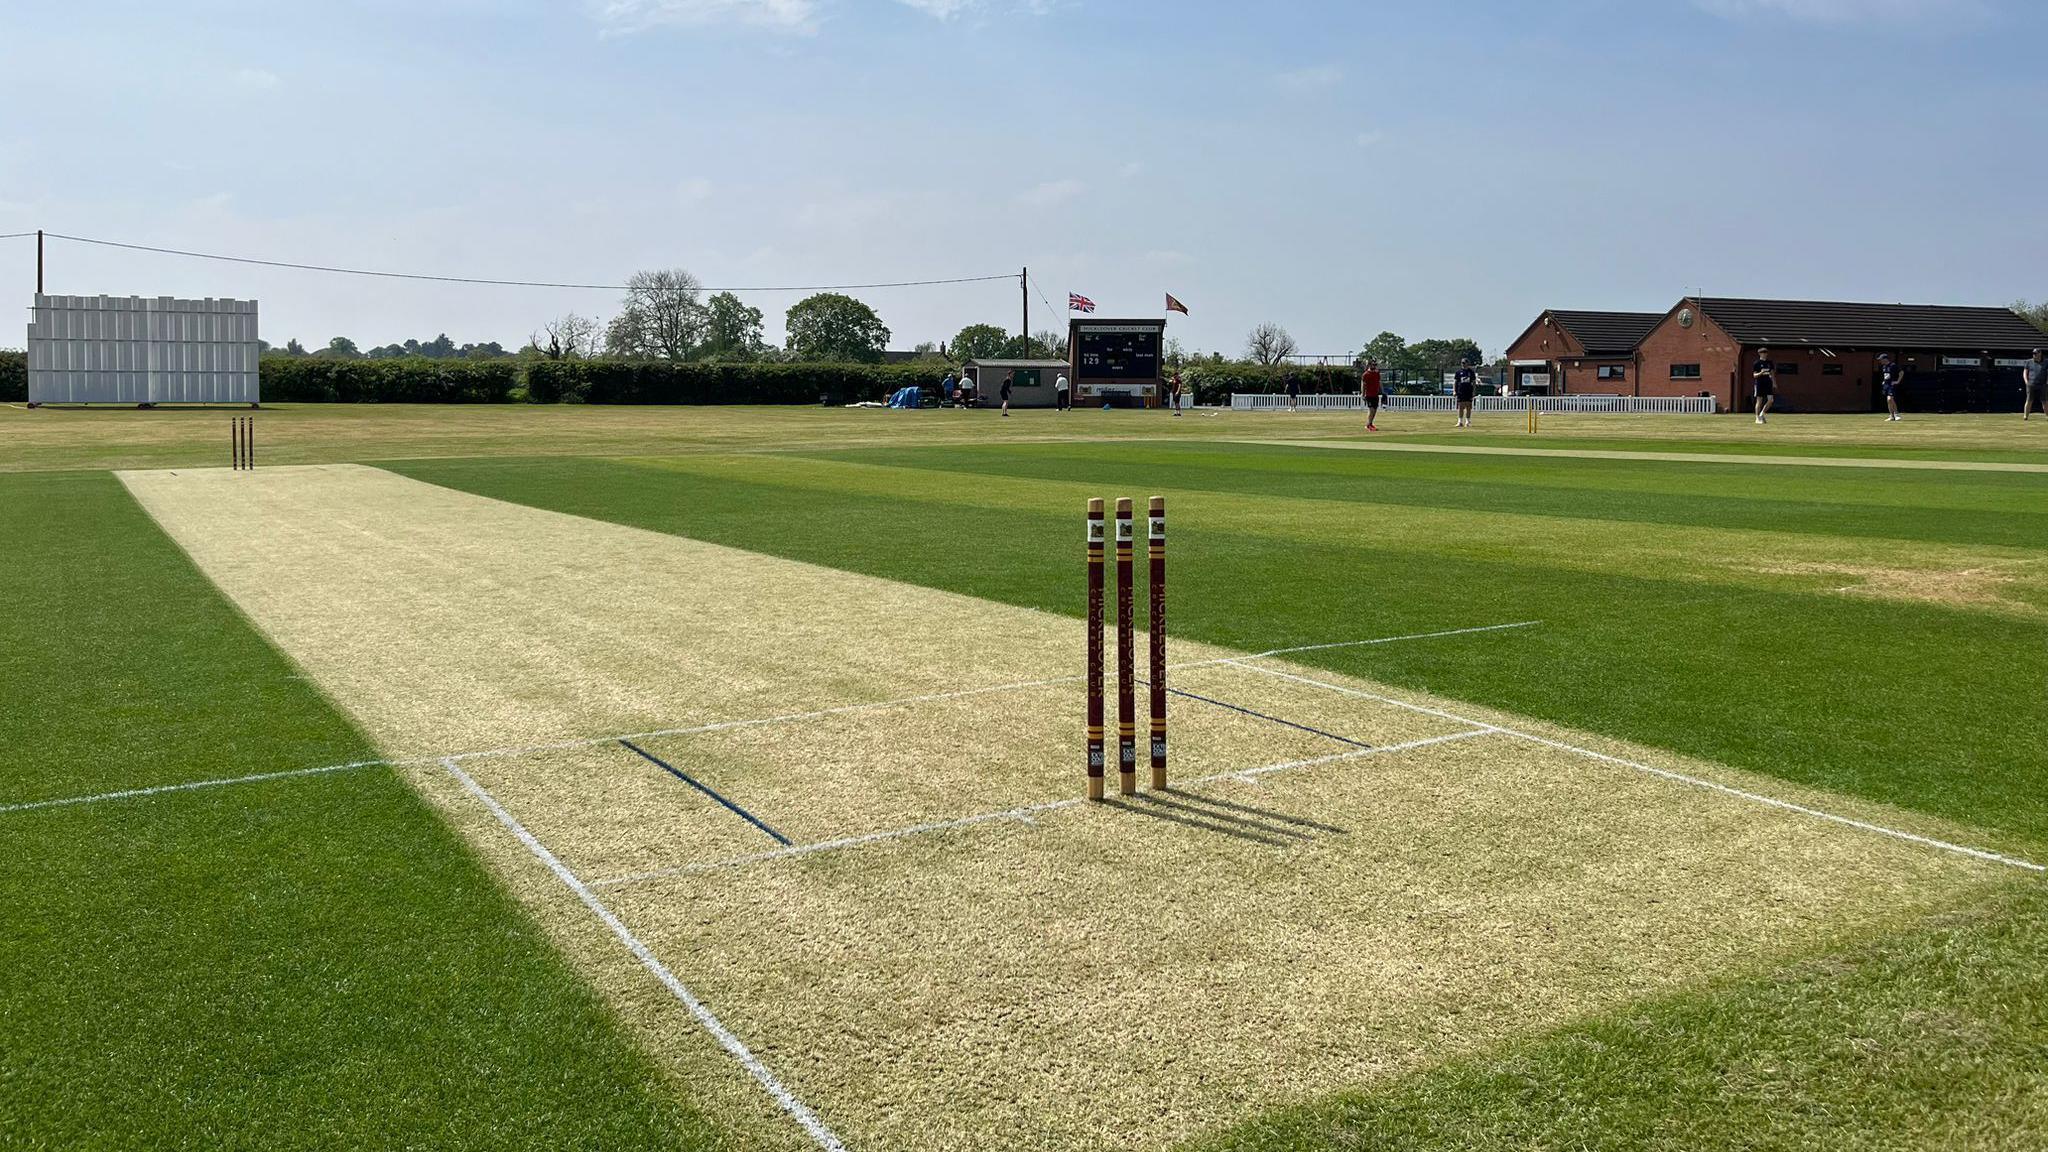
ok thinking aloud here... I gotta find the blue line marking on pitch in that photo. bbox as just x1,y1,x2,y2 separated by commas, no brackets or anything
618,740,792,846
1148,683,1372,749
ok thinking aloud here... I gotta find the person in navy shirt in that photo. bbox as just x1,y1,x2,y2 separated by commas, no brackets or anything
1752,348,1776,425
1453,363,1477,427
1878,353,1903,422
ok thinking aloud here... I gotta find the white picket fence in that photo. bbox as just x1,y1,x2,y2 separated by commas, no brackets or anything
1230,393,1719,415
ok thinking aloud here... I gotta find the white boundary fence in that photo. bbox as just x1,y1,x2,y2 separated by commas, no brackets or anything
1230,393,1719,415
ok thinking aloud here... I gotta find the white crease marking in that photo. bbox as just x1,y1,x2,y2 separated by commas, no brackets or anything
440,758,847,1151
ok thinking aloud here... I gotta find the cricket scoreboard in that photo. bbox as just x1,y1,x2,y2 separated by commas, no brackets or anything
1070,318,1165,404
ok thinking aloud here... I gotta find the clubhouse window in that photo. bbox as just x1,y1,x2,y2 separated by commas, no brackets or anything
1822,364,1844,376
1596,365,1626,381
1775,362,1799,375
1670,363,1702,379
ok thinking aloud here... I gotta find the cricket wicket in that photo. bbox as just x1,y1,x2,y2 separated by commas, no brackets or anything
1086,499,1106,802
1086,495,1167,799
1115,498,1137,797
231,416,255,470
1148,496,1167,791
1526,398,1540,435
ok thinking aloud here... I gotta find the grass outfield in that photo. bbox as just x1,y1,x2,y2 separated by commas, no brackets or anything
4,401,2047,472
5,406,2045,1149
0,472,726,1149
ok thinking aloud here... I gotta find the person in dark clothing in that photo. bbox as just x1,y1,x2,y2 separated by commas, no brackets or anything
1000,370,1014,417
1453,363,1477,427
1753,348,1776,425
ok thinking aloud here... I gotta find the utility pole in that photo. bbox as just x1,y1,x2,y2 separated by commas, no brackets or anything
36,230,44,296
1021,266,1028,357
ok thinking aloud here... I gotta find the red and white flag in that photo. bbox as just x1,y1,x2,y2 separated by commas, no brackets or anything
1068,292,1097,314
1165,293,1190,315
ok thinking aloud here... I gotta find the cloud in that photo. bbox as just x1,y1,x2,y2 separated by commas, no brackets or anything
1016,178,1084,208
1274,65,1343,94
894,0,975,16
1692,0,1982,22
592,0,818,35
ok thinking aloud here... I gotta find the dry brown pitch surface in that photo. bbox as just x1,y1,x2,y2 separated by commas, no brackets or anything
116,464,2024,1151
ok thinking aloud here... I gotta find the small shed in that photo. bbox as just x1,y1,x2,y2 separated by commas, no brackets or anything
964,359,1069,408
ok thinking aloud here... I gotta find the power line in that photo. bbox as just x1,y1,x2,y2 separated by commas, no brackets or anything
35,231,1018,294
1026,272,1064,327
0,232,36,241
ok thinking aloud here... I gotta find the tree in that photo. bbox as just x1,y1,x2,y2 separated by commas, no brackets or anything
2014,300,2048,334
281,338,308,357
1406,338,1485,377
313,336,362,360
949,323,1010,362
785,293,890,362
531,313,599,361
911,341,943,359
1031,329,1068,359
1244,323,1298,366
1362,331,1406,370
700,292,766,360
606,268,705,360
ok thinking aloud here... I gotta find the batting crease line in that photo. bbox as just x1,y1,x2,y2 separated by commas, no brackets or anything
619,739,791,846
0,760,385,814
590,729,1494,889
1153,682,1371,748
439,758,847,1152
1221,660,2048,876
0,622,1542,817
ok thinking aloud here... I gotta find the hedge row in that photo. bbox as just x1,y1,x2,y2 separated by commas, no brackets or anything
261,356,519,404
526,360,946,405
0,349,1413,408
0,351,22,402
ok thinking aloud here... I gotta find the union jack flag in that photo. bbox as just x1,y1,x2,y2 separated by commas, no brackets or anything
1068,293,1097,313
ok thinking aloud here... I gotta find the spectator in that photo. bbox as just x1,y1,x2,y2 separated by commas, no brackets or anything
1055,370,1071,412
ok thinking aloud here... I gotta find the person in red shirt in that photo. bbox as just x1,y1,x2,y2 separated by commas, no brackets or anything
1360,358,1384,431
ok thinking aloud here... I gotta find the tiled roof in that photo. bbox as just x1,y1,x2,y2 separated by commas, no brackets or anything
1695,298,2044,350
1547,311,1665,355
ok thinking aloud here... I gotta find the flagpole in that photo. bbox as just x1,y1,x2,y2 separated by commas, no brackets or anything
1021,266,1028,355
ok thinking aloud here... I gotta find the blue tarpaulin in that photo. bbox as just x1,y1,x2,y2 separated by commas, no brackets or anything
887,387,922,409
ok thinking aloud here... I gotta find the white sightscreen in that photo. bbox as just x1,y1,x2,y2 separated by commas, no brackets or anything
27,295,260,404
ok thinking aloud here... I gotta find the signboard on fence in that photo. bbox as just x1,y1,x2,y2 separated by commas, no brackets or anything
27,294,260,406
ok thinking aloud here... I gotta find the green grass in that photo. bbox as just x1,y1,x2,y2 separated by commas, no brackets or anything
0,472,725,1150
1192,878,2048,1151
6,402,2046,473
385,447,2048,851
